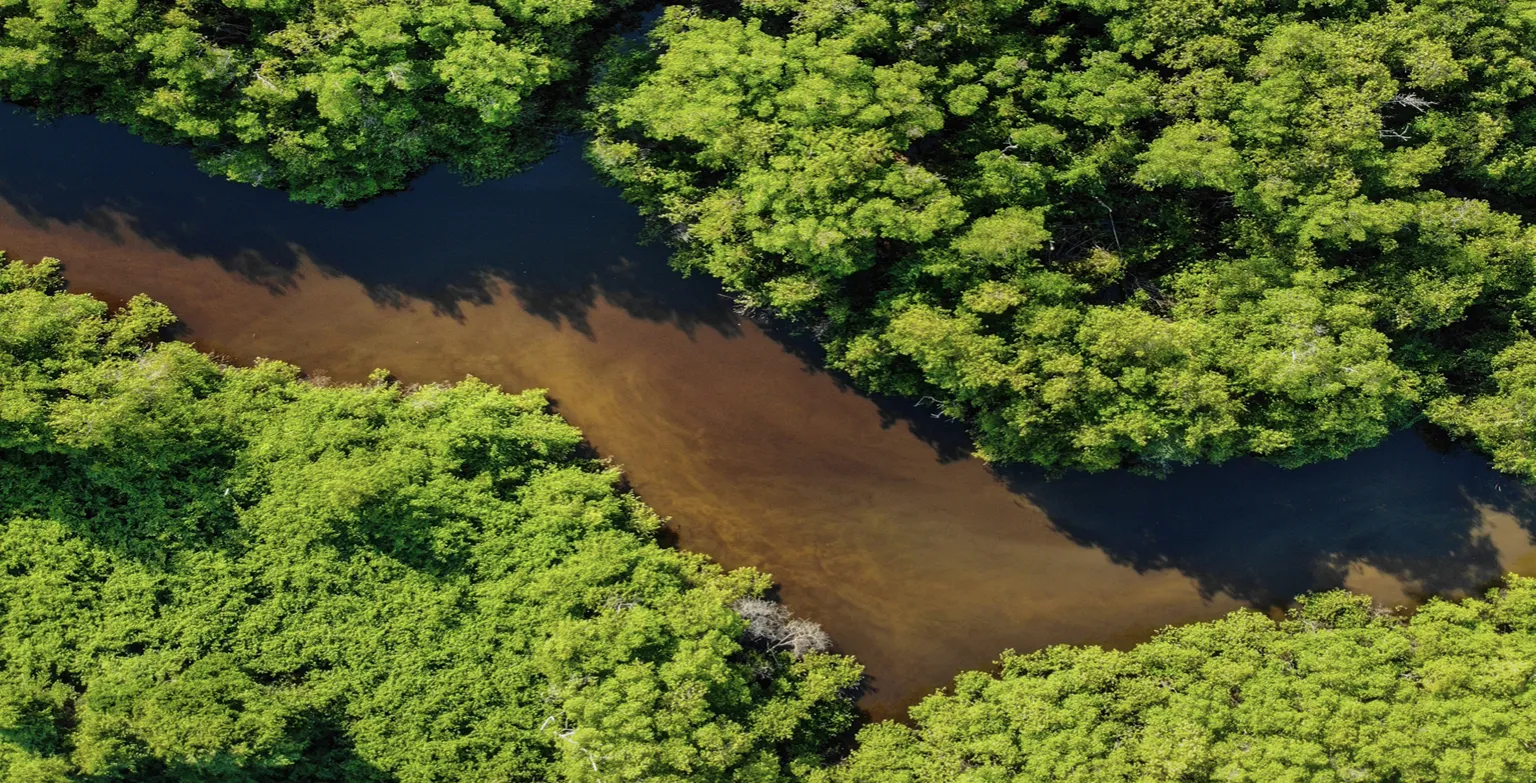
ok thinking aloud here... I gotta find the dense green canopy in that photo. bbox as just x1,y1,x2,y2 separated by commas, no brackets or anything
5,256,1536,782
590,0,1536,477
0,0,645,204
14,0,1536,478
0,257,861,782
827,582,1536,783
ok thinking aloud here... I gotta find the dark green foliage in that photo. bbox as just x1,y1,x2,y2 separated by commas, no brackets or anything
824,579,1536,783
0,0,646,204
0,257,862,782
589,0,1536,477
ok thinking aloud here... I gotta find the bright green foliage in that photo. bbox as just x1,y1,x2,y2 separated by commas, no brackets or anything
0,257,861,782
590,0,1536,476
7,255,1536,781
824,577,1536,783
0,0,644,204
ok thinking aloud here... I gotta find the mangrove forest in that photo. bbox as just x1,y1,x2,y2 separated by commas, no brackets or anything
6,0,1536,779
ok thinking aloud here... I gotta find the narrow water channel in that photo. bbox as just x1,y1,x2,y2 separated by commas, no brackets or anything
4,106,1536,720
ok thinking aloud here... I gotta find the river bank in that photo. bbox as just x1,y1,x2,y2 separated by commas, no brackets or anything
4,105,1534,719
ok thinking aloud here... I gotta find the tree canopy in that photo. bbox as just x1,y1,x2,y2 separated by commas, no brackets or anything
0,256,861,782
14,0,1536,478
0,0,645,204
589,0,1536,477
5,255,1536,782
826,581,1536,783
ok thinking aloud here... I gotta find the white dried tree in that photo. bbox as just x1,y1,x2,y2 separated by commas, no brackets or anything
732,597,832,658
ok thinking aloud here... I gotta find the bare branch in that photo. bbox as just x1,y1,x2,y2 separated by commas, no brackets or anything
732,598,832,658
1389,92,1437,113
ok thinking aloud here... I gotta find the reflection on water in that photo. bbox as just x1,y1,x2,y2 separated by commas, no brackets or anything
3,105,1535,720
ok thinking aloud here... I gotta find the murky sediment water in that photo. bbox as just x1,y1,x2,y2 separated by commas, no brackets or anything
4,106,1535,719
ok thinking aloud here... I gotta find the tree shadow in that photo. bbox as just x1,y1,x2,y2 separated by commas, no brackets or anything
753,318,981,463
256,712,399,783
752,312,1536,610
2,702,396,782
0,105,740,339
745,313,1536,614
992,426,1536,608
9,101,1536,632
149,712,399,783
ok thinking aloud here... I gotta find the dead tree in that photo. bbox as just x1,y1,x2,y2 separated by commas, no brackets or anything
732,597,832,658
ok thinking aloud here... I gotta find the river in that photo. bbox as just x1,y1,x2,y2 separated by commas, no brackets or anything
3,105,1535,720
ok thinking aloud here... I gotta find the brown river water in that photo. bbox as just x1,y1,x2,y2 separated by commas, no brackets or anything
5,106,1536,720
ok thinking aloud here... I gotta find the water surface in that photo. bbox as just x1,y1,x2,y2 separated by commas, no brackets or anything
3,106,1535,719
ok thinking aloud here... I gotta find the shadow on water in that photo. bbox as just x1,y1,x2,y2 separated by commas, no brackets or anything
830,319,1536,608
999,429,1536,607
678,282,1536,617
0,105,739,338
851,371,1536,607
6,102,1536,710
755,273,1536,611
763,322,980,461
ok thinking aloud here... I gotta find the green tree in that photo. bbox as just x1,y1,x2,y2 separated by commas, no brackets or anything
822,579,1536,783
0,256,861,782
0,0,648,204
590,0,1536,478
7,255,1536,782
